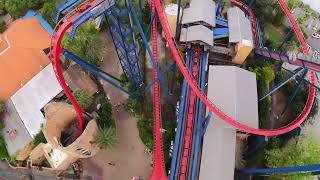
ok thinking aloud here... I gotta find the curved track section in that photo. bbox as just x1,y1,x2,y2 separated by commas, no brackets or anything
154,0,316,136
149,0,167,179
50,0,103,137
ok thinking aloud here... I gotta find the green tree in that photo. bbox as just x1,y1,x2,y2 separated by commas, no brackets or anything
0,135,8,159
94,127,117,150
33,130,47,147
287,0,301,10
266,135,320,179
0,101,4,114
62,23,103,67
0,19,6,33
72,90,93,111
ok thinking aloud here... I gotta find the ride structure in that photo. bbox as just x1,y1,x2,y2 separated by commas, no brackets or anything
50,0,320,179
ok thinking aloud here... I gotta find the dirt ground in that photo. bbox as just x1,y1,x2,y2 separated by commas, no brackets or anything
82,29,152,180
270,91,292,129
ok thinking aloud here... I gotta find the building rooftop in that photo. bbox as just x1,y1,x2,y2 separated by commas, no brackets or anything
180,25,214,46
181,0,216,27
228,7,253,46
0,16,51,101
199,66,258,180
3,64,62,156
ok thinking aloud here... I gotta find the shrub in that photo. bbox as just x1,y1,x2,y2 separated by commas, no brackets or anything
0,135,8,159
33,130,46,148
72,90,93,111
0,101,4,114
0,20,6,33
137,117,153,150
97,100,114,129
94,127,117,150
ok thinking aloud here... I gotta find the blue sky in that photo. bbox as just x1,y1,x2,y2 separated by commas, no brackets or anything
302,0,320,13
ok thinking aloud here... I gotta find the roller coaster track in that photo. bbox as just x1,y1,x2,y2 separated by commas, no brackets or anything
154,0,316,136
149,0,167,179
178,45,201,180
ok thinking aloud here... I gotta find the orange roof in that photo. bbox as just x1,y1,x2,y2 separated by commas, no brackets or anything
0,17,51,101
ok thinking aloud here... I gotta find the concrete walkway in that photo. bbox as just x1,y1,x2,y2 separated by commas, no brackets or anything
82,29,152,180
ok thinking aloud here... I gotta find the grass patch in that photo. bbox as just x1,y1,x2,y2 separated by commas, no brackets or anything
0,135,8,159
33,130,47,148
263,24,285,49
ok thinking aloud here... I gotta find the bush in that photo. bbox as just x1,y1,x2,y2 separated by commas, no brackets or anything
33,130,46,147
97,100,114,129
266,135,320,179
94,127,117,150
0,101,4,114
72,90,93,111
0,20,6,33
137,116,153,150
0,135,8,159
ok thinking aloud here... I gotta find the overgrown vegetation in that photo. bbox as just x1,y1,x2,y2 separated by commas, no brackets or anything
62,23,103,67
33,130,47,148
266,134,320,179
0,0,64,26
72,89,94,111
0,19,6,33
0,101,4,114
93,127,117,150
0,135,8,159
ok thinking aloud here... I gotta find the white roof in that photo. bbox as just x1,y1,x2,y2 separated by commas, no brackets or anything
10,63,62,137
206,66,259,128
182,0,216,27
3,63,62,155
228,7,253,46
199,66,258,180
180,25,214,46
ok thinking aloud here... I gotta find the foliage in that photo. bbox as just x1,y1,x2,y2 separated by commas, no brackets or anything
287,0,301,10
33,130,47,148
0,101,4,114
62,23,103,67
263,24,284,49
252,0,285,26
137,116,154,150
94,127,117,150
222,0,231,7
0,19,6,33
265,135,320,179
72,90,94,111
0,135,8,159
97,99,114,129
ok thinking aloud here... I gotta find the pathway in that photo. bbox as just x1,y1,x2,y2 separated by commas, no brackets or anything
82,29,152,180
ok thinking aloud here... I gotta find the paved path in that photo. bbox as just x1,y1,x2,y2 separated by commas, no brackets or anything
82,29,152,180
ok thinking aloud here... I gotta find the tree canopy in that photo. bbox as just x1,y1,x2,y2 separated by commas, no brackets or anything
0,101,4,114
62,23,103,67
266,135,320,179
72,89,94,111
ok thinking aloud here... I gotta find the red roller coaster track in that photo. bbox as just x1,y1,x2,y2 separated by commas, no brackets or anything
153,0,316,136
50,0,317,179
149,0,167,179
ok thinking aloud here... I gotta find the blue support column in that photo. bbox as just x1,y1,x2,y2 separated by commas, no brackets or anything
277,28,294,51
170,50,193,180
216,0,223,17
127,0,174,106
239,164,320,174
202,112,213,136
190,51,209,180
63,49,133,96
175,0,182,41
138,13,157,56
281,69,309,115
259,67,305,101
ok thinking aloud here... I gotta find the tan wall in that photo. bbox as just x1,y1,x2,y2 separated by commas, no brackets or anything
233,43,253,65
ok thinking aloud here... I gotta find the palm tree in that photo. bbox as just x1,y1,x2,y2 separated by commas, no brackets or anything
94,127,117,150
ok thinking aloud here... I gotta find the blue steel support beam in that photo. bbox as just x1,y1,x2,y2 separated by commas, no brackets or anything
170,62,177,93
175,0,182,41
143,62,177,94
54,0,83,24
248,0,256,8
245,136,268,159
202,112,213,136
190,51,208,180
281,69,309,115
216,0,223,17
281,67,320,93
277,28,294,51
259,67,305,101
127,0,174,106
138,13,157,56
63,49,133,96
170,50,193,180
239,164,320,174
216,17,228,27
